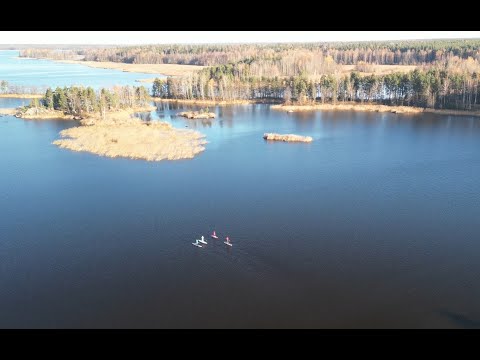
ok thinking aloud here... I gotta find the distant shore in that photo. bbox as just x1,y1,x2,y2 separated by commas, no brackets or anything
50,59,205,77
18,55,205,77
271,103,480,117
0,93,42,99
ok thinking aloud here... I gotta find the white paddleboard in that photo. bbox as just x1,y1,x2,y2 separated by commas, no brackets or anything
224,242,232,246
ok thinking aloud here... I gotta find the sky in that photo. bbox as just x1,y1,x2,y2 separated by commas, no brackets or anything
1,31,480,45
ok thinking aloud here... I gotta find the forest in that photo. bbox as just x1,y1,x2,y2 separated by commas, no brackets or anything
20,39,480,66
19,39,480,111
151,61,480,110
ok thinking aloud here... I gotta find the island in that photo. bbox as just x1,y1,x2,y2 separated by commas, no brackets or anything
177,110,216,119
54,114,207,161
263,133,313,143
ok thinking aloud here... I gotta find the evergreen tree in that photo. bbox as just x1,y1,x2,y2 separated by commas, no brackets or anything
43,88,54,109
0,80,8,94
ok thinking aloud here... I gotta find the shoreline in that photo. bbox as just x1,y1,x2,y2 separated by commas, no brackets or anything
0,94,42,99
14,105,156,121
20,57,206,77
0,108,17,116
5,92,480,118
154,98,480,117
271,103,480,117
152,98,282,106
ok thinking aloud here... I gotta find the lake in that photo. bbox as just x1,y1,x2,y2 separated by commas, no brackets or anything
1,56,480,328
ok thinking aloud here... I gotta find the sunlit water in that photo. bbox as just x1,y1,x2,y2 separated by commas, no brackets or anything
1,62,480,328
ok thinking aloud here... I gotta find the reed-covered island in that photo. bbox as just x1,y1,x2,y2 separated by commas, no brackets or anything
263,133,313,143
54,115,207,161
177,110,216,119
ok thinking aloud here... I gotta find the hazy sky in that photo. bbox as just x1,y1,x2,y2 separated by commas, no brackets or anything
1,31,480,44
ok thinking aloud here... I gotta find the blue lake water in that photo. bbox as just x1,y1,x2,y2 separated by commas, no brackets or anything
0,50,163,90
1,59,480,328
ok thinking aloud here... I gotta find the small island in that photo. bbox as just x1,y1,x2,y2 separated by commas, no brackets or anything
177,110,216,119
263,133,313,143
54,114,207,161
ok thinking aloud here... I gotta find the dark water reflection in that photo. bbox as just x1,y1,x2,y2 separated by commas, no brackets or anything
1,98,480,328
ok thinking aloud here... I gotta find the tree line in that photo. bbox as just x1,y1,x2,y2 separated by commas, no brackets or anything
35,85,150,117
152,64,480,111
20,39,480,66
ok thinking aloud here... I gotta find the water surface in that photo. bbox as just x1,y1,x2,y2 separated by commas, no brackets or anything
1,69,480,328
